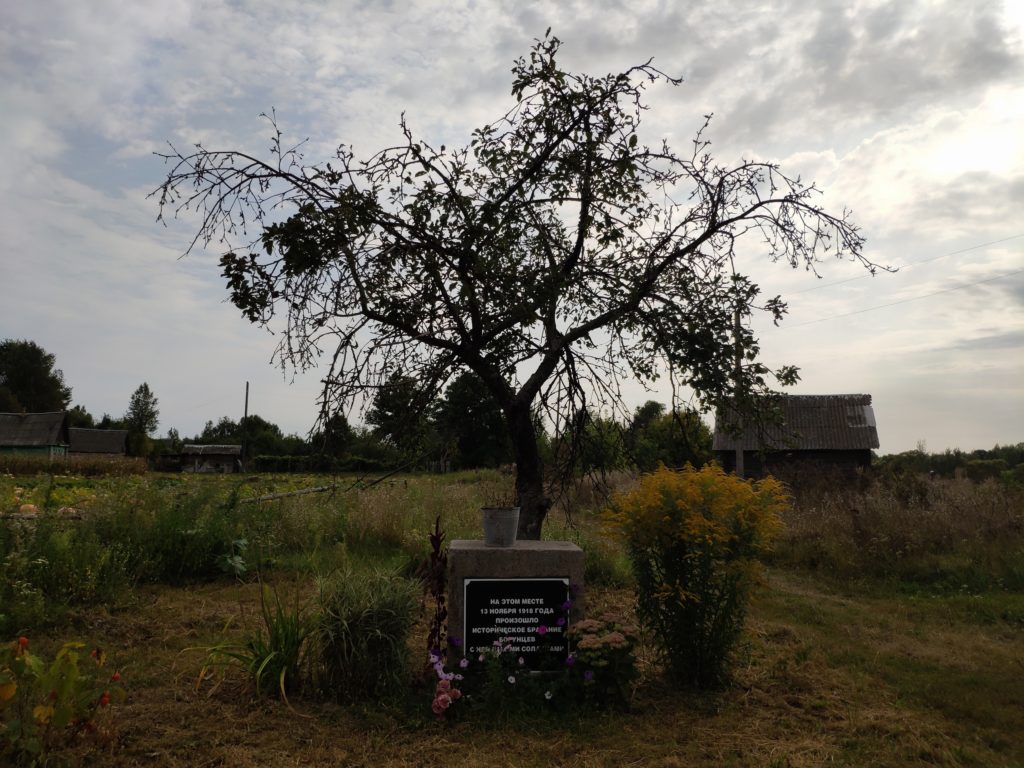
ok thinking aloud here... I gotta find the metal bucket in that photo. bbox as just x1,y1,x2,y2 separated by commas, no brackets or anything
481,507,520,547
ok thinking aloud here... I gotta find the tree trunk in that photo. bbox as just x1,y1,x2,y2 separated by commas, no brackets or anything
506,403,550,540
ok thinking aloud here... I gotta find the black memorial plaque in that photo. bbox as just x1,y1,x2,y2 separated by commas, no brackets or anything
463,578,570,664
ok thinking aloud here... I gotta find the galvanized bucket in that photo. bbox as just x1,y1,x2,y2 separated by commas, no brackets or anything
481,506,520,547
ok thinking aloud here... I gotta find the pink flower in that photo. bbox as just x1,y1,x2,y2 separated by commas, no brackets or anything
536,625,547,636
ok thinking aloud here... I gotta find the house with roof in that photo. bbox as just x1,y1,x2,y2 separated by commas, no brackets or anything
69,427,128,457
713,394,880,477
181,444,242,473
0,412,70,459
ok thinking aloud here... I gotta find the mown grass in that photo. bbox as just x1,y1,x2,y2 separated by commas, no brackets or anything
2,468,1022,765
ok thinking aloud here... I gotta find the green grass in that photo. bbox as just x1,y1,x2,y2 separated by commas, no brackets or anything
3,468,1023,765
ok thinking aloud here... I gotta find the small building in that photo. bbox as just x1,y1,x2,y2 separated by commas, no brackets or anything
181,444,242,473
0,412,70,459
69,427,128,456
713,394,879,477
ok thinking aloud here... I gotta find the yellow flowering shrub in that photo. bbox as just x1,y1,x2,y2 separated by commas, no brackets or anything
606,465,787,687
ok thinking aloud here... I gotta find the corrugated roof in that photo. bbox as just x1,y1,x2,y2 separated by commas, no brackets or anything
69,428,128,454
0,412,69,446
182,444,242,456
713,394,879,451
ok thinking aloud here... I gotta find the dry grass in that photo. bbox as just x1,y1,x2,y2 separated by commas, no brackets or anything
24,568,1022,768
7,470,1023,766
773,474,1024,589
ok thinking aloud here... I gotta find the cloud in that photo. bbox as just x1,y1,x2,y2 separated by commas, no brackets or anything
1,0,1022,450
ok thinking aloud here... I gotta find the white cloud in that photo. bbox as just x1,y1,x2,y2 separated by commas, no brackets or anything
1,0,1021,450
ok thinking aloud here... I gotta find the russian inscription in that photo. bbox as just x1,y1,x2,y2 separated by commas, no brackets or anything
463,577,569,663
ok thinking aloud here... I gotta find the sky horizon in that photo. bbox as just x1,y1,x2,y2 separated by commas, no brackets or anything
2,1,1022,454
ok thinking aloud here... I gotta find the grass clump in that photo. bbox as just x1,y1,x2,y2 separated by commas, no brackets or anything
313,569,418,702
199,581,314,700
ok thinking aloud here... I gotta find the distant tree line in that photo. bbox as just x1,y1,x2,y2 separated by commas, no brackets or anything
875,444,1024,484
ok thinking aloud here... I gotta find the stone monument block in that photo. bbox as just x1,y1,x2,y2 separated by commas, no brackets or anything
448,539,584,663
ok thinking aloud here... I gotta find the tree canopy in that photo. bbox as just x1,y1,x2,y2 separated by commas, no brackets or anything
0,339,73,413
155,35,869,537
124,383,160,436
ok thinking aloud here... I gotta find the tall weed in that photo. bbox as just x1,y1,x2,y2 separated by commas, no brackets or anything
313,569,418,701
773,474,1024,590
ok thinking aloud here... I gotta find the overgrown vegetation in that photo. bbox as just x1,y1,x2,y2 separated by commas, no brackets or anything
0,637,125,766
774,472,1024,591
607,465,786,687
1,465,1022,764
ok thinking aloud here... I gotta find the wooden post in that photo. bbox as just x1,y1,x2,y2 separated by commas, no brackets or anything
733,307,744,479
241,381,249,471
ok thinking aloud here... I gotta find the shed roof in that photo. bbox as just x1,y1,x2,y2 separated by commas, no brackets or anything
182,444,242,456
0,412,69,447
69,428,128,454
712,394,879,452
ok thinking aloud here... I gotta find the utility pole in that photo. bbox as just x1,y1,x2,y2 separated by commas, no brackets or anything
733,307,745,479
241,381,249,471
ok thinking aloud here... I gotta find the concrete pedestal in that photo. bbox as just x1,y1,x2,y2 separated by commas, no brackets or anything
447,539,585,658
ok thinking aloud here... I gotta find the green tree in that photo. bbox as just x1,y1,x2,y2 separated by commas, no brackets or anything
627,402,712,471
156,36,869,538
199,416,238,442
432,370,511,469
311,412,355,458
239,414,287,457
0,339,72,413
365,374,434,459
124,383,160,435
66,404,96,428
124,383,159,457
97,413,124,430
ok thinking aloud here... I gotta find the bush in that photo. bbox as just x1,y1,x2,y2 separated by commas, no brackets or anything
1,637,125,765
607,465,785,687
313,570,418,701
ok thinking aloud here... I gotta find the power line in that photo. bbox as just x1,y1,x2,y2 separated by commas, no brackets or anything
786,267,1024,328
790,232,1024,294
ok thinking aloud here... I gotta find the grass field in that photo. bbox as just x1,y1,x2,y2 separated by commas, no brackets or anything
2,470,1022,766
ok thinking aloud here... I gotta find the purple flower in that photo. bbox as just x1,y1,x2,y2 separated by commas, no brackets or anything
561,600,572,611
518,656,525,666
536,625,548,636
556,617,566,627
583,670,594,681
450,637,462,648
507,675,516,684
565,655,576,667
428,652,441,665
459,657,470,669
454,674,464,681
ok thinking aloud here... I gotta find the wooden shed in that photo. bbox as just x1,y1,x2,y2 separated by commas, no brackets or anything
0,412,70,459
181,444,242,473
713,394,880,477
69,428,128,456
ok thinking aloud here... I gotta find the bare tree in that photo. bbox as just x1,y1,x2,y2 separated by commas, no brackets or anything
153,34,871,538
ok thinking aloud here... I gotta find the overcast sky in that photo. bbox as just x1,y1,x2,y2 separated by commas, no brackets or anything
1,0,1021,453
